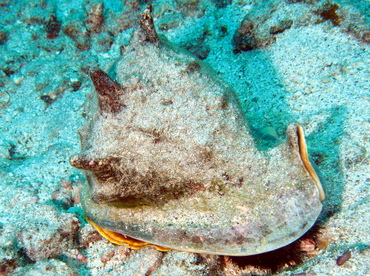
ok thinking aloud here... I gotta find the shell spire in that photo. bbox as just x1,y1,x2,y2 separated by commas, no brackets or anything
70,154,120,182
137,5,159,44
90,68,123,113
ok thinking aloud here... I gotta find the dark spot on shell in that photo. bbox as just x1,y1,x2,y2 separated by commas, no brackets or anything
222,172,231,181
190,235,205,245
219,97,229,110
300,222,308,230
198,147,214,162
139,128,166,143
188,181,206,192
236,177,244,187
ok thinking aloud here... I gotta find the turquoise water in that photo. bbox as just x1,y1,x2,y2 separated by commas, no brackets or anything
0,0,369,275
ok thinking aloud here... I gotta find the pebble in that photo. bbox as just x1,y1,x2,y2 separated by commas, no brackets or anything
336,251,351,266
0,91,10,109
321,76,332,83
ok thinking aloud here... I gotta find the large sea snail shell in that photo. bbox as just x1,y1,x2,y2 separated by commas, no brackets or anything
70,6,324,256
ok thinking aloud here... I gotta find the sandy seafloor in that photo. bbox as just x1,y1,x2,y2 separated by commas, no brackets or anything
0,0,369,275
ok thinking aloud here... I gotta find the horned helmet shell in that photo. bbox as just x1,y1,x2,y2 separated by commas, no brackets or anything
70,6,324,256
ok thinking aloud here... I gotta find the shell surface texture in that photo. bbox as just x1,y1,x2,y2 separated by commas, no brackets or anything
70,7,323,256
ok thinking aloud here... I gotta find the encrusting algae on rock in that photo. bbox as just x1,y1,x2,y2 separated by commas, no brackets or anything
70,6,324,256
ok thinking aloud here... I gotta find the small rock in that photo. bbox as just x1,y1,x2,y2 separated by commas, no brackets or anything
336,250,351,266
63,21,91,51
321,76,331,83
270,20,293,35
85,1,105,34
77,224,103,248
0,91,10,109
233,18,258,53
17,215,80,261
52,188,73,210
101,246,131,263
11,259,78,276
0,258,20,275
44,15,61,39
0,31,8,45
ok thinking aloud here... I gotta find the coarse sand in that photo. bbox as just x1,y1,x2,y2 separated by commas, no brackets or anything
0,0,368,275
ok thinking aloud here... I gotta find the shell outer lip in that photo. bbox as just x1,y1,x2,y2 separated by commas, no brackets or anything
297,125,325,201
81,182,322,256
86,216,170,251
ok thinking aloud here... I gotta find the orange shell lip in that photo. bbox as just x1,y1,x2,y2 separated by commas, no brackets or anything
86,217,171,252
297,125,325,201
